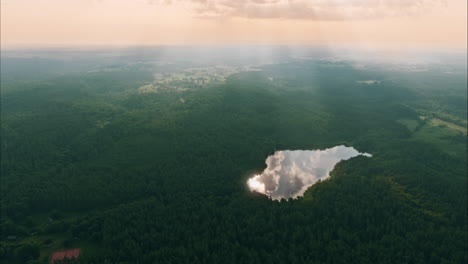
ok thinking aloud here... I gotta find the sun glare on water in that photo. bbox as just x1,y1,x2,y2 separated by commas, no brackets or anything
247,175,266,193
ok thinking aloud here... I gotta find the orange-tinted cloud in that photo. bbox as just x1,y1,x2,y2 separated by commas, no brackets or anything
160,0,446,20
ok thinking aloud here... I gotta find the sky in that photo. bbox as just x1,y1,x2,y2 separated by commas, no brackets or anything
1,0,467,51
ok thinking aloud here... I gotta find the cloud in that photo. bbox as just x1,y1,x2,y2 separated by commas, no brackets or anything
247,146,372,200
160,0,445,20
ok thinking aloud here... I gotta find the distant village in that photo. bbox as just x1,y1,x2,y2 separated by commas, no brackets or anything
138,65,261,93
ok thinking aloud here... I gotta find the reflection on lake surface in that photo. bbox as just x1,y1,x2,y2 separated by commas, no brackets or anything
247,145,372,200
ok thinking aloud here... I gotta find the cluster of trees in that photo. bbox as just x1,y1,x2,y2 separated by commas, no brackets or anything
1,60,466,263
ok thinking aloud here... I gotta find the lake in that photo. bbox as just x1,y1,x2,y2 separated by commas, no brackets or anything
247,145,372,200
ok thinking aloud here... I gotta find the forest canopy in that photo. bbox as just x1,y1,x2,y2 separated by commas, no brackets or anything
1,48,467,264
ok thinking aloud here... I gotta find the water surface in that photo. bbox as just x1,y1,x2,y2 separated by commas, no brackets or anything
247,145,372,200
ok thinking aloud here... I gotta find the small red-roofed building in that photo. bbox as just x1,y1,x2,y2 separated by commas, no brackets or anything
50,248,81,264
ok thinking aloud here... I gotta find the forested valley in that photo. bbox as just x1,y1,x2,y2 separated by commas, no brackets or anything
1,52,467,263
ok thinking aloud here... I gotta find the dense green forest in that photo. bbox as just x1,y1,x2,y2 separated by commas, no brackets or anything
1,51,467,263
